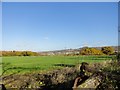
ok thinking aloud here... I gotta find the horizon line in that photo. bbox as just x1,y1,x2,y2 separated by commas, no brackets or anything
1,45,118,52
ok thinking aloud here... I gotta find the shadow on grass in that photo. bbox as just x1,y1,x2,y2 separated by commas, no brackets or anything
68,56,113,60
2,66,45,76
4,66,43,71
53,64,75,67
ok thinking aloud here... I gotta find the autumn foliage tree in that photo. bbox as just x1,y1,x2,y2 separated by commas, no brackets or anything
1,51,38,56
80,47,103,55
101,46,114,55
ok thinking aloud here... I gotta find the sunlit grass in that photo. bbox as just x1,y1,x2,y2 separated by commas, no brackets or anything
2,55,114,76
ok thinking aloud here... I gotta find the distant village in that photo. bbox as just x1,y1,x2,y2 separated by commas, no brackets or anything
38,46,118,56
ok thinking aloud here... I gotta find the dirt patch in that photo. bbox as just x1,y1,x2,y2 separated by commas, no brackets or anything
2,66,80,89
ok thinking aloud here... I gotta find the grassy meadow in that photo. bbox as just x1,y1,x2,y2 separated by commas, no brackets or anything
2,55,114,76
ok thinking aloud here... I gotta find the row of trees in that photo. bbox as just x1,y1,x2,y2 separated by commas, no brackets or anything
80,46,115,55
1,51,38,56
0,46,116,56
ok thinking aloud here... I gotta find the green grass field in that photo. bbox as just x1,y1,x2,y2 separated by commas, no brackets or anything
1,55,114,76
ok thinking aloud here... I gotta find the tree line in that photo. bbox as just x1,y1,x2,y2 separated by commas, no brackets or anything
1,51,38,56
0,46,116,56
80,46,115,55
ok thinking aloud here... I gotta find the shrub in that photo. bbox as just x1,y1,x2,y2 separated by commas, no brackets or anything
80,47,103,55
101,46,114,55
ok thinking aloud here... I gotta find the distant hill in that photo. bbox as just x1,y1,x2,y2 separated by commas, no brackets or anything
38,46,119,56
1,46,119,56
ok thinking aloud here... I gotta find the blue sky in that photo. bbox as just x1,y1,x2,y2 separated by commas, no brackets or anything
2,2,118,51
0,2,2,51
